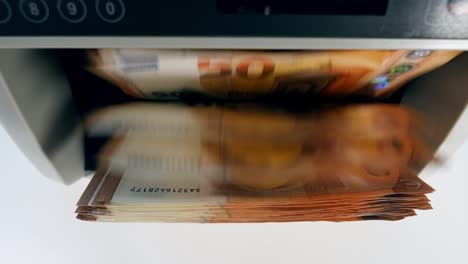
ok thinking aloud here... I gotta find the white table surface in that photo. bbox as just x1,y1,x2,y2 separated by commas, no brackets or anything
0,124,467,264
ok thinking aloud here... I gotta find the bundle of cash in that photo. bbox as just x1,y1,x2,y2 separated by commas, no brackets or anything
86,49,460,100
77,103,435,222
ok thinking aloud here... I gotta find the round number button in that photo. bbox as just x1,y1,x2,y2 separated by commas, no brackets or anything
19,0,49,23
0,0,12,24
96,0,125,23
57,0,87,23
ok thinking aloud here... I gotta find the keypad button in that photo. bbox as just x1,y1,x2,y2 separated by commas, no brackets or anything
0,0,12,24
96,0,125,23
19,0,49,23
57,0,87,23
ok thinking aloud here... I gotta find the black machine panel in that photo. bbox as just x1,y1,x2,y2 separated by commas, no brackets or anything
1,0,468,38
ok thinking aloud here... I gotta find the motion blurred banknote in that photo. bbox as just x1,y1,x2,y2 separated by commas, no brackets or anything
77,103,436,222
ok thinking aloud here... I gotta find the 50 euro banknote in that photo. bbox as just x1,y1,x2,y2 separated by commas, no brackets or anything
77,103,436,222
86,49,461,100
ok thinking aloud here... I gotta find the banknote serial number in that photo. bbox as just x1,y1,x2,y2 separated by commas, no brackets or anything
130,187,200,193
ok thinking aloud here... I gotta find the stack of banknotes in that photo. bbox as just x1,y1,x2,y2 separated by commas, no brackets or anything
76,103,435,222
85,49,461,100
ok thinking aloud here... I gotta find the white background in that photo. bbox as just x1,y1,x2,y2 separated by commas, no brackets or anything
0,124,467,264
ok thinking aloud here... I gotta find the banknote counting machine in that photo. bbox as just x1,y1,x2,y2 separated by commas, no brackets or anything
0,0,468,183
